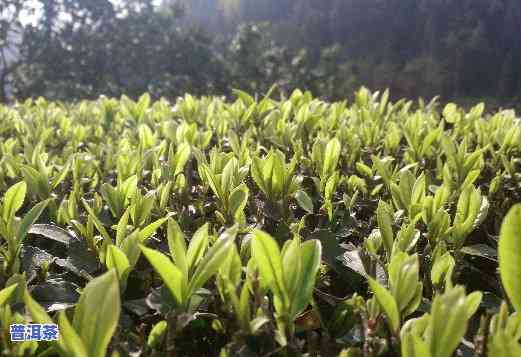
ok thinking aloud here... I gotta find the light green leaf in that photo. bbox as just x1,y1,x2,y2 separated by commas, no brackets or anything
431,252,455,287
290,239,321,317
72,269,121,357
464,291,482,319
81,198,111,242
251,230,286,300
58,311,89,357
17,199,50,244
51,160,72,189
377,200,394,257
137,216,169,242
115,209,130,246
140,245,185,306
120,231,141,269
251,156,267,196
174,143,191,177
167,218,188,276
0,283,18,306
429,286,469,357
187,229,235,296
187,223,209,272
106,245,131,289
282,238,301,307
2,181,26,223
229,183,249,219
368,277,400,333
498,204,521,312
322,138,341,179
147,320,167,348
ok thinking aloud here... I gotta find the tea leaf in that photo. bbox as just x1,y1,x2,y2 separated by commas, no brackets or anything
17,199,51,244
187,228,235,296
377,200,394,257
58,311,89,357
106,245,131,289
141,245,186,306
0,284,18,306
72,269,121,357
368,277,400,332
167,218,188,276
295,190,314,214
498,204,521,312
2,181,26,223
251,230,286,300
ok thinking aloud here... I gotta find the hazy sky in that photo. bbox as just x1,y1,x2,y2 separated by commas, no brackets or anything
16,0,163,27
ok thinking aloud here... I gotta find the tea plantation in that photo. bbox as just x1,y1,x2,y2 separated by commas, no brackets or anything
0,88,520,356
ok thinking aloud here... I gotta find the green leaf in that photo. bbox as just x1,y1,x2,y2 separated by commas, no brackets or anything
464,291,482,319
51,160,72,189
377,200,394,257
137,216,169,242
72,269,121,357
368,277,400,333
140,245,186,307
106,245,131,289
498,204,521,312
388,253,422,316
219,243,242,289
173,143,191,177
229,183,249,219
167,218,188,277
101,183,123,218
147,320,167,348
294,190,314,214
251,230,286,300
452,185,482,247
120,231,141,269
201,164,223,201
25,290,78,356
187,229,236,297
431,252,455,287
221,158,237,194
290,240,321,317
402,332,431,357
443,103,460,124
270,151,286,199
251,156,267,196
282,238,302,307
322,138,341,179
115,209,130,246
2,181,26,223
58,311,89,357
81,198,112,242
186,223,210,272
17,199,50,244
0,283,18,306
429,286,469,357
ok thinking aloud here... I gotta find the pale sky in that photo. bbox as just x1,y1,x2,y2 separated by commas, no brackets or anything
16,0,163,27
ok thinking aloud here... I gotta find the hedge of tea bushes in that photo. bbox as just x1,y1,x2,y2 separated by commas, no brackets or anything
0,88,520,356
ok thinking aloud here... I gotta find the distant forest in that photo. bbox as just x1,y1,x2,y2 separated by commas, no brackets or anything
1,0,520,105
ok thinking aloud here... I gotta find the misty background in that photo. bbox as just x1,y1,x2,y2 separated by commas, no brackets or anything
1,0,520,107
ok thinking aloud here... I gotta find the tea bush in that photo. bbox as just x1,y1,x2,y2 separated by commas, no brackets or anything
0,88,520,356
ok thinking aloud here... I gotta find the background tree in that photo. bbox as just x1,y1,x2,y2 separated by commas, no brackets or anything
2,0,521,105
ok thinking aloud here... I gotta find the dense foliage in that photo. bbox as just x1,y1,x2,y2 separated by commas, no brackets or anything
0,88,520,356
2,0,521,105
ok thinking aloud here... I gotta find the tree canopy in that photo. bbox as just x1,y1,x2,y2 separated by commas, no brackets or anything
1,0,520,105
